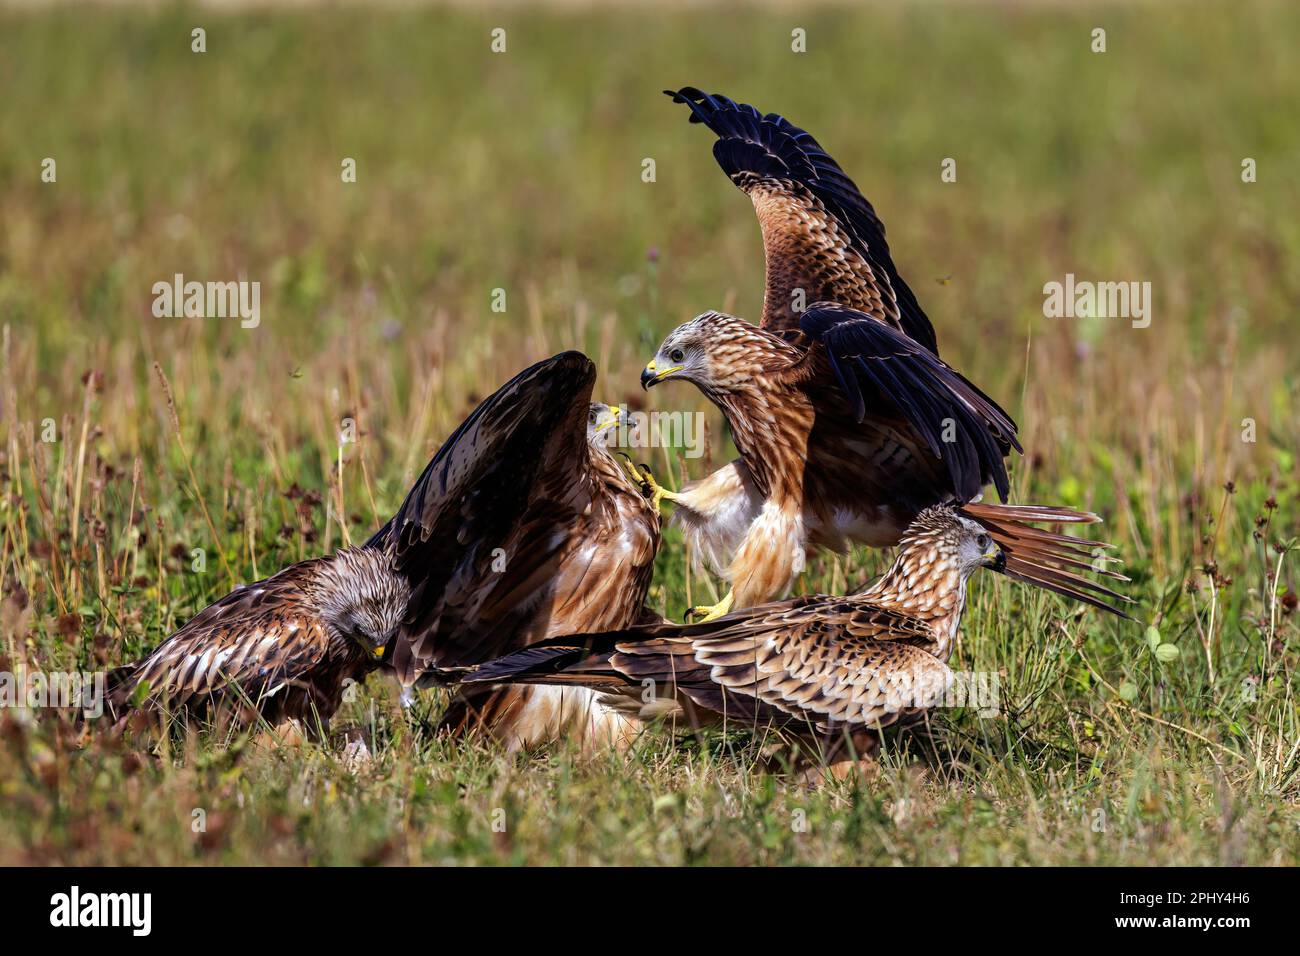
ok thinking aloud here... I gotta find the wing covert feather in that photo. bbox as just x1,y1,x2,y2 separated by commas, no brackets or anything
800,303,1020,502
666,87,937,351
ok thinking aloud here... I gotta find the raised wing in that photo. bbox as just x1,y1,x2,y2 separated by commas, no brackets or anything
666,87,937,352
367,351,601,680
801,303,1020,502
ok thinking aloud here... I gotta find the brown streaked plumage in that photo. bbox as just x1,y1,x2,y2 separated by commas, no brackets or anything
104,546,409,734
641,305,1029,612
464,505,1006,766
107,355,663,750
369,355,662,752
645,88,1128,618
665,87,938,351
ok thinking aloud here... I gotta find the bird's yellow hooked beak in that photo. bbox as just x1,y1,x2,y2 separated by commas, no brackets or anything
594,405,621,433
986,547,1006,572
640,359,683,389
371,642,388,660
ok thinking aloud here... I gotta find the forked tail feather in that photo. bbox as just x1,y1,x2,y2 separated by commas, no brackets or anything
959,502,1134,620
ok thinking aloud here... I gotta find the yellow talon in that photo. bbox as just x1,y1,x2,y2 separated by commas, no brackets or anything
684,590,734,624
619,455,677,511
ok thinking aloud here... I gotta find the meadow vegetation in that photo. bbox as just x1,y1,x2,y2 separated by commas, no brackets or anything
0,1,1297,864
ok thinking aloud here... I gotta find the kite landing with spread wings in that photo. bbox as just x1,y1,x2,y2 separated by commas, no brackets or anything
639,87,1127,620
105,353,663,750
464,505,1010,773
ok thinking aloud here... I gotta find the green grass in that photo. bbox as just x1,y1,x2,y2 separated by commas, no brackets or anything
1,0,1298,865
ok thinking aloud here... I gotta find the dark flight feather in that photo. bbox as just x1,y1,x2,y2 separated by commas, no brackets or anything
367,352,600,679
802,303,1020,502
666,86,938,353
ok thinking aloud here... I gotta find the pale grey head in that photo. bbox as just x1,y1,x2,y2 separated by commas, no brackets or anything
640,311,773,394
587,402,622,447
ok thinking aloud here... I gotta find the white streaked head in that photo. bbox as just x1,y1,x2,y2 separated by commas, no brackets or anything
587,402,621,445
641,311,777,393
903,505,1004,578
315,547,411,657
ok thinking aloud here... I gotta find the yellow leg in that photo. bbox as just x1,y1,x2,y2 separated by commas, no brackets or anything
619,454,677,511
684,590,734,624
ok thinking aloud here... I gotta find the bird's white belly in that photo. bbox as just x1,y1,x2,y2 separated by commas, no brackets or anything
669,462,764,576
807,506,904,550
505,685,639,753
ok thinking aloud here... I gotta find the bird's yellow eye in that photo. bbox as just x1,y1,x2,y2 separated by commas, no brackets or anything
670,348,685,363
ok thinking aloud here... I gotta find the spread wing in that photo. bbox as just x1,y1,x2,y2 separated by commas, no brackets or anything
466,596,951,735
367,351,602,679
105,561,335,720
666,87,937,351
800,302,1020,502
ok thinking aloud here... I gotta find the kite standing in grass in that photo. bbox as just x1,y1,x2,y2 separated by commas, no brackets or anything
465,505,1013,774
103,546,409,735
638,88,1127,620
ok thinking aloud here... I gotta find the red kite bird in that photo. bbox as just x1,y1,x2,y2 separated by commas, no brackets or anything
465,505,1009,772
370,353,661,752
106,353,663,749
104,546,407,734
640,87,1128,620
